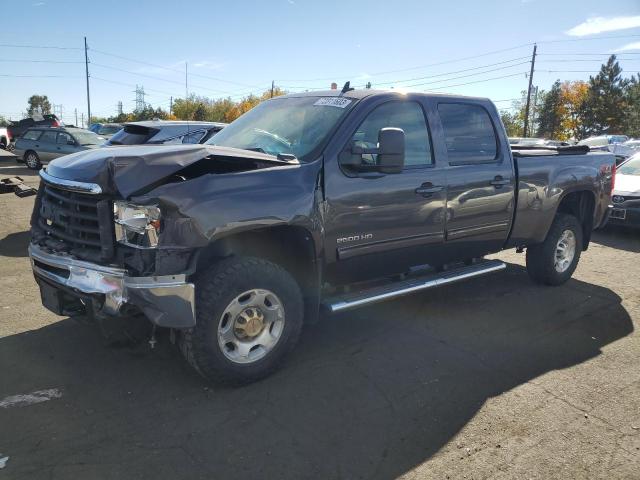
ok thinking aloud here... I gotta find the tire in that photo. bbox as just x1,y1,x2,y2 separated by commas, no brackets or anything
526,213,583,286
180,256,304,385
24,150,42,170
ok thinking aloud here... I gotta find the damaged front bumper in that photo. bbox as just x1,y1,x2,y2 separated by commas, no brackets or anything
29,244,196,328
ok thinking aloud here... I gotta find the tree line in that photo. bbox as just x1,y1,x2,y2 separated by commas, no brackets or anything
500,55,640,140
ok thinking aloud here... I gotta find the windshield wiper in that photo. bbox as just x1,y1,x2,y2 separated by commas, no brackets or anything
244,147,266,153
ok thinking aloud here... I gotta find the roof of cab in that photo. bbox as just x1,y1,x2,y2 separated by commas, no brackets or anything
282,88,491,103
126,120,227,128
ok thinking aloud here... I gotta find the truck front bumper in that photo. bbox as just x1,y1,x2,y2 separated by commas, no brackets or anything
29,244,196,328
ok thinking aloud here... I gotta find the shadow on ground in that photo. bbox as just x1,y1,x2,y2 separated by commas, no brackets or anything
0,230,30,257
0,263,633,479
592,227,640,253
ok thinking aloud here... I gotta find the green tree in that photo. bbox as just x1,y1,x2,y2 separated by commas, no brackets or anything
0,115,8,127
500,110,523,137
624,75,640,138
582,55,628,136
536,80,562,139
27,95,52,116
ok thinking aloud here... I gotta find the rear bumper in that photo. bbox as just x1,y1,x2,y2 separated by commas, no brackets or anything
29,244,196,328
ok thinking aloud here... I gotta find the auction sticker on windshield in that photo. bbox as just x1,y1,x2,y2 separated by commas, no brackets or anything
314,98,352,108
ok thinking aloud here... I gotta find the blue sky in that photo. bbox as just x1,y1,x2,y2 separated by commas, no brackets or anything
1,0,639,124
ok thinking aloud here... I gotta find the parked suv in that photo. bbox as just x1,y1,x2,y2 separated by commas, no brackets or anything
7,114,63,142
14,127,104,170
104,120,226,146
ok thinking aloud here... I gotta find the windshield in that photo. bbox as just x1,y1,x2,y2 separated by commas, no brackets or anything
619,154,640,176
206,96,356,161
71,130,104,145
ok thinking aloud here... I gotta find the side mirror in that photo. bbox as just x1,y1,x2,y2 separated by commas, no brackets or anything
377,128,405,174
338,127,405,174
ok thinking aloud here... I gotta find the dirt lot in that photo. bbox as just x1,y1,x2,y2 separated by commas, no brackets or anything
0,152,639,479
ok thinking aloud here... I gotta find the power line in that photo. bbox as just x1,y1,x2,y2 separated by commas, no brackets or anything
423,71,528,91
0,74,80,78
0,43,82,50
90,48,260,89
538,52,640,56
0,59,84,64
392,61,531,88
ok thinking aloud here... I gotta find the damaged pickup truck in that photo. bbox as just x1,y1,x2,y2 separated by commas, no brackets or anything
29,89,616,384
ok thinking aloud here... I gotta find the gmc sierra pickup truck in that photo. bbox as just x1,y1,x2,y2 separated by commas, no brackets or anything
29,89,615,384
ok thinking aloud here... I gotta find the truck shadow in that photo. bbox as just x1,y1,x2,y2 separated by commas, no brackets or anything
0,263,633,479
0,230,31,257
592,227,640,253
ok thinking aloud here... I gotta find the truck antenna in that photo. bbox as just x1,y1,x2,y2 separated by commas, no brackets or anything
341,81,354,94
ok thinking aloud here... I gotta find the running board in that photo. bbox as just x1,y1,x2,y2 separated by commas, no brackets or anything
324,259,506,313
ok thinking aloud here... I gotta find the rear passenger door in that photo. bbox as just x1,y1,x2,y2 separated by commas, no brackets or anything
436,102,515,257
54,132,77,158
36,131,59,162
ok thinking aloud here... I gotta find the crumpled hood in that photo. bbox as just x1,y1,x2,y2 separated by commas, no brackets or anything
45,144,288,198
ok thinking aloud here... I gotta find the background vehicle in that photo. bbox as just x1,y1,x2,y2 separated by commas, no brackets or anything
7,114,63,141
29,90,615,384
608,152,640,228
104,120,226,146
0,127,10,150
93,123,122,139
14,126,104,169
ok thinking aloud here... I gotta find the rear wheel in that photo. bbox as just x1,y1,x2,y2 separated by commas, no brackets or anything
24,151,42,170
180,256,304,385
526,213,582,286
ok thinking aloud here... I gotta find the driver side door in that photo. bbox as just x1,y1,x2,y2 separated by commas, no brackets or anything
324,98,448,284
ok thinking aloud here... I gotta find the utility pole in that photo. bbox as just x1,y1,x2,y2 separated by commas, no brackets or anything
84,37,91,127
117,101,123,116
74,108,78,126
81,112,84,128
185,62,188,100
523,43,537,138
531,86,539,135
169,96,173,116
271,80,275,98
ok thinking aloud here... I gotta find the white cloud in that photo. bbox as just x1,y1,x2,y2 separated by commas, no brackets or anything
193,60,224,70
615,41,640,51
32,2,45,5
565,15,640,36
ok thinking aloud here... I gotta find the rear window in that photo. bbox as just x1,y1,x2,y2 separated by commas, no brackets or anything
107,125,156,145
22,130,42,141
438,103,498,164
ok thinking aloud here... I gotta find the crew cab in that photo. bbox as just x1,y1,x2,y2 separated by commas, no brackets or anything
29,89,615,384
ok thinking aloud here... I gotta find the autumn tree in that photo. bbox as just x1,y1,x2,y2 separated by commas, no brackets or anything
27,95,52,116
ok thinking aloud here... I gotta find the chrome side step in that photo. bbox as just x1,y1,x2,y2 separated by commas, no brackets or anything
324,259,506,313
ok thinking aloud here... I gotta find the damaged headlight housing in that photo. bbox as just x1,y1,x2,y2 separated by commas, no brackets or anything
113,201,161,248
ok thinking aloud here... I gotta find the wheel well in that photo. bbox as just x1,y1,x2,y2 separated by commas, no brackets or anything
556,191,595,250
196,226,321,323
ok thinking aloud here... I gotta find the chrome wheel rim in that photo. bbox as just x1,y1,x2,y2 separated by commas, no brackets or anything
554,229,576,273
26,153,38,169
217,289,285,364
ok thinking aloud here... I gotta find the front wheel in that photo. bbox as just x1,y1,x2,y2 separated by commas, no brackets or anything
526,213,583,286
24,151,42,170
180,256,304,385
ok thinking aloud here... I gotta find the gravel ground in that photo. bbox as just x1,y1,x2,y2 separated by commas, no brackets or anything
0,153,638,479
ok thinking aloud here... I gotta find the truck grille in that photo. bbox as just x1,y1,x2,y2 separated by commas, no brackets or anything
36,184,115,262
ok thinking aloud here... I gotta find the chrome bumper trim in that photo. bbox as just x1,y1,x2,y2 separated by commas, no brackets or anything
39,169,103,194
29,244,195,328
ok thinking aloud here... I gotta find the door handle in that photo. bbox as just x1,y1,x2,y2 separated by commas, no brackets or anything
415,184,444,197
490,176,510,188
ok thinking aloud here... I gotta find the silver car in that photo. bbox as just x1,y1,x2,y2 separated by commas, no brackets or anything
14,127,104,170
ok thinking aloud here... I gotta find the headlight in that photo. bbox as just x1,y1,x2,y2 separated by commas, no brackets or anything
113,201,161,248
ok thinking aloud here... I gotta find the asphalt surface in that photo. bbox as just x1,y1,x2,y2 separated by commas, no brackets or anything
0,151,639,479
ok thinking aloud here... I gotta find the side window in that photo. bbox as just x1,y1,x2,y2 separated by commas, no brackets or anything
39,131,58,144
57,132,72,145
182,130,206,144
438,103,498,164
22,130,42,141
351,101,433,167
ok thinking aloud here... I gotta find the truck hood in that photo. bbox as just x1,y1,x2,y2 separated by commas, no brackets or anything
45,144,293,198
614,173,640,196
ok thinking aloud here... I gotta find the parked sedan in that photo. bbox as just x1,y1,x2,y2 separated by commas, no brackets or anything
104,120,226,146
14,127,104,170
608,153,640,228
